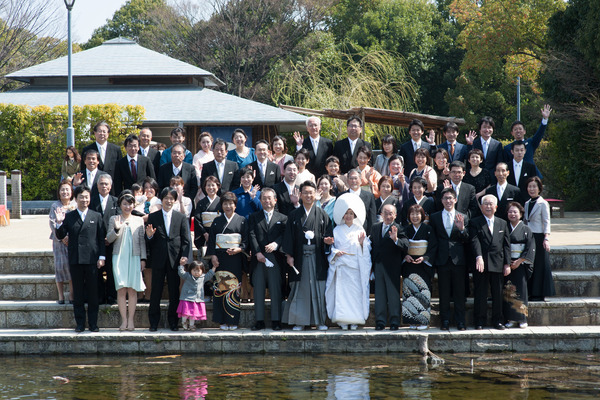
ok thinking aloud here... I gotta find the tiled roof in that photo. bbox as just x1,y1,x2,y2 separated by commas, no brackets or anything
5,38,225,87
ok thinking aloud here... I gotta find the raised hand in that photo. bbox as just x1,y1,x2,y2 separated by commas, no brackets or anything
113,215,123,231
443,179,451,188
389,225,398,242
145,224,156,238
541,104,552,120
293,131,304,147
358,231,366,245
426,129,436,145
454,213,465,231
72,172,84,186
290,187,300,205
465,130,477,145
211,255,219,269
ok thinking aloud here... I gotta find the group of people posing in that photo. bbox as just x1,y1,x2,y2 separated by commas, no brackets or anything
50,105,554,333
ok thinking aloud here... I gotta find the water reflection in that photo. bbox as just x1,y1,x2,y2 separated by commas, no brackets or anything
0,353,599,399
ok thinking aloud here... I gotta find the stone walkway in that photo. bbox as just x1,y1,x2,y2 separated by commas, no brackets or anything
1,212,599,251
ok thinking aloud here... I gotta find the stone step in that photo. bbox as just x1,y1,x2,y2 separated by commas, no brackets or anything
1,247,598,275
0,298,597,329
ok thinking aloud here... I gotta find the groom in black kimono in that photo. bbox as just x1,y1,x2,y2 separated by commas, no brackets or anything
282,181,333,330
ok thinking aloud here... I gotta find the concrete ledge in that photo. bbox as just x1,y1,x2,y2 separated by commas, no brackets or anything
0,326,598,355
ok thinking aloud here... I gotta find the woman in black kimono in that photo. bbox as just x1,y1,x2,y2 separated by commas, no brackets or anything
206,191,248,330
504,202,535,328
193,176,221,251
401,204,437,330
399,177,435,226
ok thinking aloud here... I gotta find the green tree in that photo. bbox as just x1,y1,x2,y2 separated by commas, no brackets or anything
83,0,166,49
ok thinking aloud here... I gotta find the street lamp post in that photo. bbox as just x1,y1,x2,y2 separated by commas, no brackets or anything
64,0,76,147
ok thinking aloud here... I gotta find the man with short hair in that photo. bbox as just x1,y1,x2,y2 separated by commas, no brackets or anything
399,119,433,174
138,128,161,175
157,143,198,200
89,174,120,305
339,169,377,232
55,185,106,333
435,161,479,218
249,188,287,331
370,204,409,330
200,138,239,194
273,161,301,215
332,116,372,174
159,127,193,166
432,122,468,163
113,134,156,195
507,140,537,201
293,116,334,177
470,194,511,330
466,116,504,177
73,150,102,198
503,104,552,177
249,140,281,189
282,181,334,331
80,121,123,182
484,162,522,221
429,187,469,331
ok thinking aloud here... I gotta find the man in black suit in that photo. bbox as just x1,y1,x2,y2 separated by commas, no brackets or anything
340,169,377,233
429,187,469,331
157,143,198,201
138,128,161,176
55,185,106,333
370,204,409,330
80,121,123,184
248,188,287,331
470,194,511,330
200,138,240,195
113,134,156,195
399,119,433,174
273,161,301,215
89,174,120,305
333,116,372,174
485,162,522,221
293,116,334,177
249,140,281,189
466,116,504,177
507,141,537,202
435,161,479,218
145,187,191,331
73,150,102,198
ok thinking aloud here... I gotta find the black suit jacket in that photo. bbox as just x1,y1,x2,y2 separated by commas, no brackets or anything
429,210,469,266
507,160,537,199
249,160,281,189
89,194,120,232
333,138,372,174
469,216,511,273
338,190,377,233
484,183,522,221
113,155,156,195
80,142,122,180
370,221,409,269
146,210,191,269
435,182,479,218
470,138,504,174
273,181,298,215
248,210,287,270
302,136,334,177
56,209,106,265
139,147,161,176
399,140,432,175
200,159,240,195
157,162,198,201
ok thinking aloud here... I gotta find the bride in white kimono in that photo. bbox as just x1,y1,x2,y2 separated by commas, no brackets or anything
326,193,372,330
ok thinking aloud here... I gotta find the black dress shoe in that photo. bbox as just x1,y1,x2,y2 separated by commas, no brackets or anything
457,323,466,331
494,323,506,330
170,325,179,331
441,321,450,331
149,326,157,332
251,321,265,331
57,300,65,305
375,324,385,331
75,326,84,333
389,324,399,331
475,325,483,330
89,326,99,332
272,321,282,331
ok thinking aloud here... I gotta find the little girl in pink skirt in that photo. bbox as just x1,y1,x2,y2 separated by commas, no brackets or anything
177,260,215,330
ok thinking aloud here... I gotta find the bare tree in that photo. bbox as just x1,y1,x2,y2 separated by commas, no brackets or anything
0,0,64,91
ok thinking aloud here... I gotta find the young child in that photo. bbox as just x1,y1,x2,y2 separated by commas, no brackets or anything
131,183,147,214
177,259,215,331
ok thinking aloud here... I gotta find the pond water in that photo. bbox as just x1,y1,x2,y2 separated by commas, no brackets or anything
1,353,599,399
